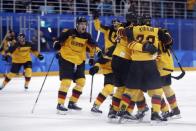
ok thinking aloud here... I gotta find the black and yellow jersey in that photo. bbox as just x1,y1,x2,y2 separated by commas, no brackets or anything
58,29,97,65
113,26,132,60
8,41,40,63
124,25,162,61
94,19,117,51
156,43,174,76
156,29,174,76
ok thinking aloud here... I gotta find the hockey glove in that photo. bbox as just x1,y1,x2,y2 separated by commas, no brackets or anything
89,66,99,76
106,45,116,57
38,54,44,60
55,52,60,59
53,41,61,50
97,56,110,64
92,10,99,19
142,41,158,54
8,42,20,53
97,51,104,58
2,55,12,63
97,51,110,64
89,58,95,66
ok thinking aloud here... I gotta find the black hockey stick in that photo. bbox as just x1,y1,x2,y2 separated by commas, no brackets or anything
170,48,185,80
90,74,94,103
31,54,55,113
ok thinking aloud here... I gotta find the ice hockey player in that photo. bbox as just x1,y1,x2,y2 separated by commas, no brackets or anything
106,13,150,122
53,16,99,114
90,12,120,114
140,15,181,120
107,13,138,120
0,33,44,90
93,10,120,53
156,29,181,119
89,53,114,113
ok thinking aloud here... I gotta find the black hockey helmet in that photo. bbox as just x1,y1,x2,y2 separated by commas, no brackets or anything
112,18,120,24
18,33,25,38
126,12,138,25
76,16,87,25
141,14,151,26
17,33,26,43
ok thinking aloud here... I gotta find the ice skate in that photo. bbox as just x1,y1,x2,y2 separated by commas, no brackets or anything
170,107,181,119
68,101,82,110
151,112,167,125
91,104,102,113
57,104,68,115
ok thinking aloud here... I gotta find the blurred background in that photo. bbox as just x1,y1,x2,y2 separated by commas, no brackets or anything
0,0,196,74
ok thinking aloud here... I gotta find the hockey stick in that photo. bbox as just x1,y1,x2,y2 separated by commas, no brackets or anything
170,48,185,80
96,30,101,42
31,54,55,113
89,74,94,103
89,30,101,103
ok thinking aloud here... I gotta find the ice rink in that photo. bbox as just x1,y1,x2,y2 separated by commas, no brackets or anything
0,71,196,131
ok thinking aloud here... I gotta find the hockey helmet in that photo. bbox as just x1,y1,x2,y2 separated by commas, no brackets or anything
18,33,25,38
126,12,138,25
76,16,87,25
112,18,120,24
141,14,151,26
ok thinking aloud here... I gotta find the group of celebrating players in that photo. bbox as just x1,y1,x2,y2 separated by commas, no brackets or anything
89,12,181,123
0,11,182,123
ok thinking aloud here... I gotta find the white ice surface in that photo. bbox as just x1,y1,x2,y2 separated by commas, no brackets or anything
0,71,196,131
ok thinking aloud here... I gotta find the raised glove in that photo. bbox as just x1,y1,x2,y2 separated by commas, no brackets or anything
53,41,61,50
92,10,99,20
38,54,44,60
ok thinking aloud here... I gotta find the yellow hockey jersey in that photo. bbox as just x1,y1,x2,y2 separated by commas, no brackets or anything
9,41,40,63
59,29,97,65
124,25,160,61
113,27,132,60
156,42,174,76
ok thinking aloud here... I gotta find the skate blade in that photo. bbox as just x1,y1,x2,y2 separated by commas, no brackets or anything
137,118,145,123
107,117,119,123
91,111,103,114
90,111,102,115
170,114,182,120
68,108,82,111
118,117,125,124
150,120,167,126
56,110,67,115
119,117,138,124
